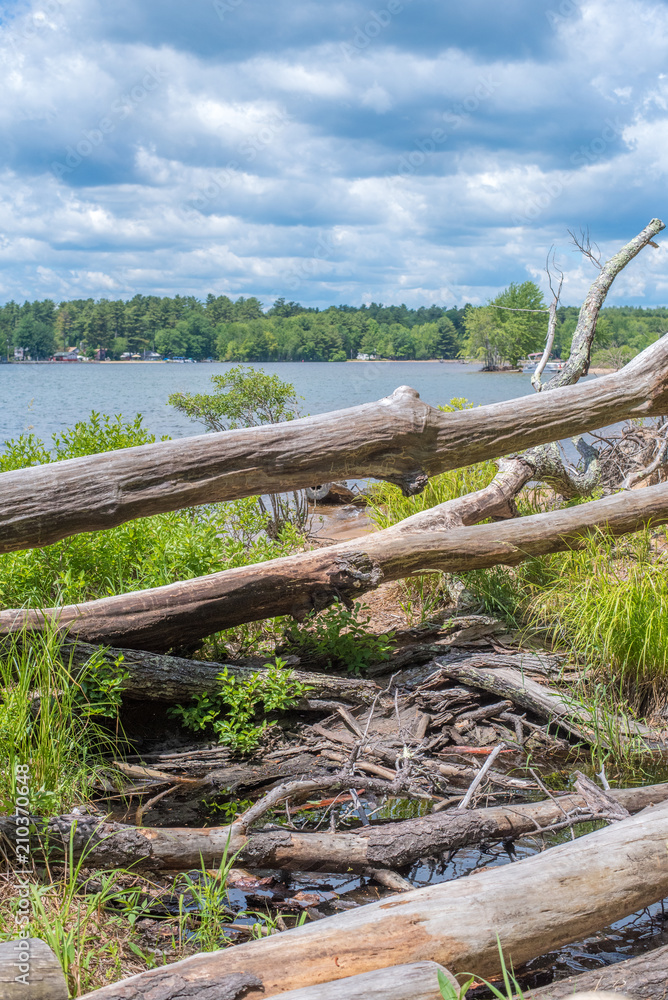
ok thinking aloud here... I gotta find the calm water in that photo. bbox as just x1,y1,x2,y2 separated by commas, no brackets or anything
0,361,532,444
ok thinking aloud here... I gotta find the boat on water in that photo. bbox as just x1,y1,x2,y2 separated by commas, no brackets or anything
521,358,565,373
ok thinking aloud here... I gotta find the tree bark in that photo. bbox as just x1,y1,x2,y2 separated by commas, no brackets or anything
430,656,654,744
0,938,68,1000
250,961,454,1000
7,783,667,874
524,942,668,1000
1,328,668,556
73,800,668,999
66,642,380,705
5,475,668,651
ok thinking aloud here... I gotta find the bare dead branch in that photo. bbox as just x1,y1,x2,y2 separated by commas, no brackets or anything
568,226,602,269
547,218,665,389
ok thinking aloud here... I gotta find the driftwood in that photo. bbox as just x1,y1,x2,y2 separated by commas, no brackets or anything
257,961,454,1000
75,800,668,999
6,475,668,651
0,938,68,1000
6,782,667,874
0,285,667,559
79,963,454,1000
525,942,668,1000
66,642,380,705
429,656,654,744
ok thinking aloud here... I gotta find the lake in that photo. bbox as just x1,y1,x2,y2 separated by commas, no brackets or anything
0,361,532,444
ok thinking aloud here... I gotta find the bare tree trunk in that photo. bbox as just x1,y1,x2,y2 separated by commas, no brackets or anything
75,801,668,999
548,218,664,388
4,475,668,650
66,643,380,704
7,783,666,874
524,942,668,1000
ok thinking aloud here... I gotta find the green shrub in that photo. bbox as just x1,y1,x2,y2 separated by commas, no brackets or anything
169,657,311,752
0,412,297,610
281,600,394,674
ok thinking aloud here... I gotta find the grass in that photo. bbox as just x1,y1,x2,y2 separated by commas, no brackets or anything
0,627,129,815
0,829,165,997
530,529,668,709
462,527,668,712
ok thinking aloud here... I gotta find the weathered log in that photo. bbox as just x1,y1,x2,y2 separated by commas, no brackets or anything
524,942,668,1000
264,961,455,1000
430,656,654,744
0,938,68,1000
74,799,668,999
6,782,667,874
305,482,364,505
6,475,668,651
2,312,668,557
66,642,380,705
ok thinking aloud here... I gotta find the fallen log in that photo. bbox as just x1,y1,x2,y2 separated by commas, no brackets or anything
0,938,68,1000
77,798,668,999
66,642,380,705
524,942,668,1000
5,782,667,874
255,961,454,1000
430,656,654,744
6,475,668,651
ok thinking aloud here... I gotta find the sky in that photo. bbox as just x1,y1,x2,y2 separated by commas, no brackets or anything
1,0,668,309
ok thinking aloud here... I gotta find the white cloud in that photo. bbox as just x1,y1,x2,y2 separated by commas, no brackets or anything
0,0,667,307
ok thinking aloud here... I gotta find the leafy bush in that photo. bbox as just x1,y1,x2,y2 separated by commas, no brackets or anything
169,657,311,752
0,411,163,473
281,600,394,674
0,412,297,610
168,365,309,537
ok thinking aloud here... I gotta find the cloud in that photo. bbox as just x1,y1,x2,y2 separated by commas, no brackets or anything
0,0,667,308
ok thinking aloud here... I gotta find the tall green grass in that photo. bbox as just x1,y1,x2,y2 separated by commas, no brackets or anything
0,627,127,813
463,526,668,712
530,528,668,708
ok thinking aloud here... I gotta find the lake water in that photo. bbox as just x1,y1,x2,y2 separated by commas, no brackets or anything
0,361,533,444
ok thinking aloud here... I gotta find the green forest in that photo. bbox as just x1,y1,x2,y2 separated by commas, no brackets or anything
1,283,667,364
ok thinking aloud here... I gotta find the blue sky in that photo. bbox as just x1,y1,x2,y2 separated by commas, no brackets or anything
1,0,668,308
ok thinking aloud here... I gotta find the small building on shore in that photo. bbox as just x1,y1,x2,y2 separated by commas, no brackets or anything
53,348,81,362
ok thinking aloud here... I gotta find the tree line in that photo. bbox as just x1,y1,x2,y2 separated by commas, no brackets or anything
1,286,666,363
